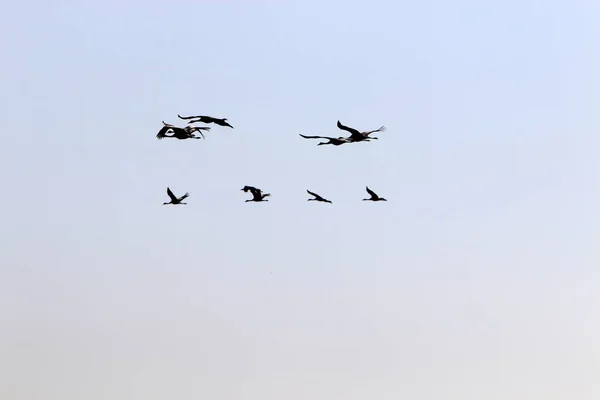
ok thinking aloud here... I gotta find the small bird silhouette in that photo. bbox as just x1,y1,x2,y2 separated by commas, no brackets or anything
337,120,385,142
163,187,189,205
178,114,234,129
362,186,387,202
241,186,271,202
306,190,332,203
156,122,209,140
298,134,351,146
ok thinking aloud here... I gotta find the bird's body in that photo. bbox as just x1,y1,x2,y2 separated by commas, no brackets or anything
337,120,385,142
307,190,332,203
298,134,351,146
163,187,189,205
241,186,270,202
178,114,234,129
363,186,387,202
156,122,210,140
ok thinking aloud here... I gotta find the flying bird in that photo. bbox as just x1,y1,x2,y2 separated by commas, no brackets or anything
337,120,385,142
307,190,332,203
163,187,189,205
156,122,210,140
241,186,271,202
298,134,351,146
178,114,234,129
363,186,387,202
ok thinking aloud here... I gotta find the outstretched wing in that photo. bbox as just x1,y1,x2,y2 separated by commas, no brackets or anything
180,192,190,201
242,185,258,192
167,187,178,202
367,186,379,199
365,126,386,135
156,125,172,139
189,116,217,124
366,186,377,198
178,114,204,120
307,189,324,200
299,134,334,140
188,119,206,124
336,120,360,136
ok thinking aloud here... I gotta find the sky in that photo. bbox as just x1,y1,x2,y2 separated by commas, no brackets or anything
1,0,599,399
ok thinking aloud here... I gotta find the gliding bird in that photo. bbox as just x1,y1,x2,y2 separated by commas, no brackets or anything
298,134,351,146
307,190,332,203
178,114,234,129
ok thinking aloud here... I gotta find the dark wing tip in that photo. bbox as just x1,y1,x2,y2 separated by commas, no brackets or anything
167,187,177,200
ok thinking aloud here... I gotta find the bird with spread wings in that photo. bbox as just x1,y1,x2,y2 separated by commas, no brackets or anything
307,190,332,203
163,187,190,205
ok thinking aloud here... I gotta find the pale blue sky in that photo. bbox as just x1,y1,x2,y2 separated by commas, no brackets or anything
1,1,599,399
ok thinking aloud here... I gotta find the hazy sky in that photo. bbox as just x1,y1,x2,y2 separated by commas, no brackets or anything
1,1,599,399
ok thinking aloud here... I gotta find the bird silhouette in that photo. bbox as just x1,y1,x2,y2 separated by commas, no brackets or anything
241,186,270,202
156,122,210,140
163,187,189,205
298,134,351,146
178,114,234,129
337,120,385,142
362,186,387,202
307,190,332,203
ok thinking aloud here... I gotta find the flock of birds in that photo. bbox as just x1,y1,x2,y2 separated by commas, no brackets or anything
157,114,388,205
